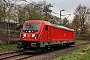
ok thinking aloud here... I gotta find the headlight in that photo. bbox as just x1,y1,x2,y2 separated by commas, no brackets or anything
21,34,26,38
32,34,36,37
32,34,38,39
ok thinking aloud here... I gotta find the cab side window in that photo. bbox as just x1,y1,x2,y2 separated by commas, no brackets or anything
45,25,48,30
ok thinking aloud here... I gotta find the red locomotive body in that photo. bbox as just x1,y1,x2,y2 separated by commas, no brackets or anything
17,20,75,52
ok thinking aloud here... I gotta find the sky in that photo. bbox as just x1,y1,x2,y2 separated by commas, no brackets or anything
20,0,90,20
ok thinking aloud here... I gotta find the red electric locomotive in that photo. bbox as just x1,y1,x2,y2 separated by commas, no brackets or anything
17,20,75,52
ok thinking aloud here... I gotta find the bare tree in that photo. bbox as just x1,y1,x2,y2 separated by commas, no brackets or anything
62,17,69,26
37,1,53,21
74,4,90,34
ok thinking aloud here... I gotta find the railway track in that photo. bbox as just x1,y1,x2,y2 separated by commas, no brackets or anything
3,54,33,60
0,49,34,60
0,42,90,60
0,49,22,60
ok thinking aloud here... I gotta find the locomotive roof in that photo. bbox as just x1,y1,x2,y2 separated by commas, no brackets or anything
24,20,51,25
24,20,44,23
51,24,74,31
24,20,74,31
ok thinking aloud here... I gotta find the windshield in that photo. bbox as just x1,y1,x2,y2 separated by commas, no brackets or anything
22,24,40,32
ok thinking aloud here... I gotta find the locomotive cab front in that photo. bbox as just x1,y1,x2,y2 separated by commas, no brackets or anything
17,20,42,50
21,23,40,40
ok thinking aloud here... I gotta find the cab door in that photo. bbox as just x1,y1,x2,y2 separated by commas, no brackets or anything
47,26,52,42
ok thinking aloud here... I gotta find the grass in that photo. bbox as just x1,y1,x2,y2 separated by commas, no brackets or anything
0,44,17,50
76,40,88,43
54,44,90,60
